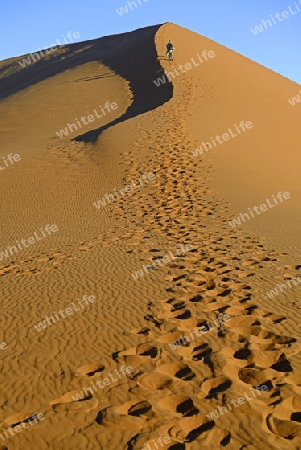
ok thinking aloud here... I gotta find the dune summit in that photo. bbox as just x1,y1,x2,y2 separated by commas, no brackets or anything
0,22,301,450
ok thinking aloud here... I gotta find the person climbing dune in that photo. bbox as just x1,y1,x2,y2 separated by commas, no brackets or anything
166,40,175,61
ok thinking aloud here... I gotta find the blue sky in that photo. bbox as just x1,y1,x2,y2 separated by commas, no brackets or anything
1,0,300,83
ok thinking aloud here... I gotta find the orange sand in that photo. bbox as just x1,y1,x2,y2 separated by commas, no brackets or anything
0,22,300,450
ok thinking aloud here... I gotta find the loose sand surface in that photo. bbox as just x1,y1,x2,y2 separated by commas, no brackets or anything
0,22,300,450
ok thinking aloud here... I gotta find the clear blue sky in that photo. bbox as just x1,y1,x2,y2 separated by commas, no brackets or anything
1,0,300,83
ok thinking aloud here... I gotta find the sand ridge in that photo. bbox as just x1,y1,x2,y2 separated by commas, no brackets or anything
0,21,301,450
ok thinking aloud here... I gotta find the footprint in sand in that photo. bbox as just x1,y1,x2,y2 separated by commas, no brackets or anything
238,368,275,387
156,362,195,381
50,390,98,413
115,399,153,418
266,413,301,441
95,404,146,430
115,343,159,370
128,326,151,336
226,325,296,347
200,376,232,399
168,415,214,443
232,346,280,368
0,411,44,429
138,372,173,390
157,395,199,417
73,363,105,377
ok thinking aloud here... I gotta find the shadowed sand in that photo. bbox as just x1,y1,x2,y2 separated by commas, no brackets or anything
0,22,301,450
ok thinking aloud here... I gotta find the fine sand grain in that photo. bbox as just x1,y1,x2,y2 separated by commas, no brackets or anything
0,22,300,450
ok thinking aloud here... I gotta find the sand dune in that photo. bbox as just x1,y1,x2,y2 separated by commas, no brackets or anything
0,22,301,450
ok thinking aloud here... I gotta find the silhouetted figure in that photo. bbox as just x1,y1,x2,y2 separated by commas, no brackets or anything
166,40,175,61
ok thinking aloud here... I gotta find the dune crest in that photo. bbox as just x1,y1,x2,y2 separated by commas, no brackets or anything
0,22,300,449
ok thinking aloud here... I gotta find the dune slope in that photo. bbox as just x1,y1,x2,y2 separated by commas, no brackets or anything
0,22,300,450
